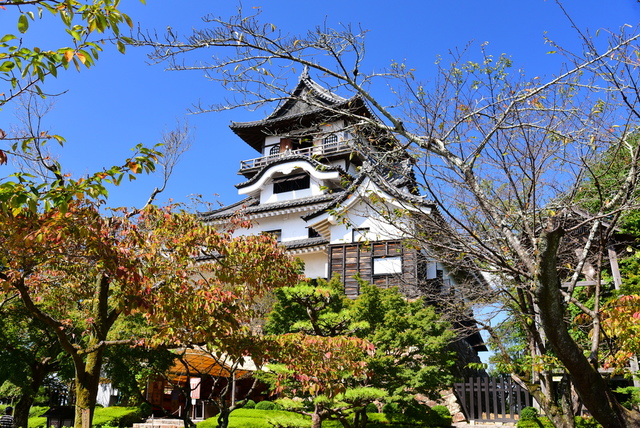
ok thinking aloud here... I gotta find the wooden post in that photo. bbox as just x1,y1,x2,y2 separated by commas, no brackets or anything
81,409,90,428
608,246,622,290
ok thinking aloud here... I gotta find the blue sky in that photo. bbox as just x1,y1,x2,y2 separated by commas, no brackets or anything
2,0,640,210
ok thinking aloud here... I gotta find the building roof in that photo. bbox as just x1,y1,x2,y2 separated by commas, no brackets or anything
167,348,258,382
199,192,344,222
283,236,330,251
230,68,371,151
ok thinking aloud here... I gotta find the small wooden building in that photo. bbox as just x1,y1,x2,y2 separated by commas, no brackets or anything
146,348,267,420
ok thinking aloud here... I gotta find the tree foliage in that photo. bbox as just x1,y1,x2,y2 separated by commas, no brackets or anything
0,199,301,428
0,0,139,108
264,277,454,428
134,7,640,427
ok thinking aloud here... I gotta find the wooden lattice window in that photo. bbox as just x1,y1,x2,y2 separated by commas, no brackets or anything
323,134,338,144
273,173,310,193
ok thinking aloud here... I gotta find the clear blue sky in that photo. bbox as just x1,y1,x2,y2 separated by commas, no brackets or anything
2,0,640,210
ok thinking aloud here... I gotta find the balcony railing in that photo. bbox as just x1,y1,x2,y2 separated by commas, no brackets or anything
239,138,353,171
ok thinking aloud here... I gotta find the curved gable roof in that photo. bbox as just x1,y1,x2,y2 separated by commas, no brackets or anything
230,69,371,151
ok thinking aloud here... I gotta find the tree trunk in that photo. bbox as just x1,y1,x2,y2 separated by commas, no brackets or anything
14,394,35,428
73,349,104,428
537,227,640,428
527,381,575,428
352,408,367,428
310,404,326,428
311,412,322,428
216,408,230,428
14,359,51,428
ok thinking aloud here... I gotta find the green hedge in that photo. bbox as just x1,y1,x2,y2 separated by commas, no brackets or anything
23,406,145,428
517,415,602,428
92,406,145,427
196,408,449,428
197,409,312,428
255,401,280,411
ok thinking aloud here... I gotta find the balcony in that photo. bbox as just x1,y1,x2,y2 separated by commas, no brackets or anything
239,138,354,172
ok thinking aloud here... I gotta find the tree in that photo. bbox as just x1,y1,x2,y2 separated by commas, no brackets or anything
101,315,177,406
151,332,276,428
268,332,376,428
0,200,301,428
133,8,640,427
0,0,149,216
0,299,66,428
0,0,138,109
264,277,455,428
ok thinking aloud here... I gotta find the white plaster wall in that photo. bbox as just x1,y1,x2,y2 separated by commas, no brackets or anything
328,200,409,244
96,384,117,407
263,135,281,155
244,215,311,242
298,252,328,279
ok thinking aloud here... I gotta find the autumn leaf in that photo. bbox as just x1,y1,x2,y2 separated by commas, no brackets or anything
63,49,74,63
76,52,87,64
128,161,140,173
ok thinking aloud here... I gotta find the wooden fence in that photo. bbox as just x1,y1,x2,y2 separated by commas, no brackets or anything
453,376,534,422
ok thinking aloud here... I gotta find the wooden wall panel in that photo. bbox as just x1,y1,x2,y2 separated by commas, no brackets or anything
328,240,422,298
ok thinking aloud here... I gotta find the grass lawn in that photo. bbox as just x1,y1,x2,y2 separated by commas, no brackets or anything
197,409,314,428
196,408,443,428
25,406,142,428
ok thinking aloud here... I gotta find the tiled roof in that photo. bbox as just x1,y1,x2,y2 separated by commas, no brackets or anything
301,161,435,221
199,192,344,222
198,197,258,221
229,69,373,151
283,236,329,250
232,68,349,129
302,174,366,221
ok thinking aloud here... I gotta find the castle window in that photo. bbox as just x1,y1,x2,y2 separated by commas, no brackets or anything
352,227,370,242
263,229,282,242
269,145,280,155
308,227,321,238
373,256,402,275
323,134,338,145
273,173,310,193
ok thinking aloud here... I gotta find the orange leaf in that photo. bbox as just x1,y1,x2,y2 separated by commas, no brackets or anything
64,50,74,63
128,161,140,174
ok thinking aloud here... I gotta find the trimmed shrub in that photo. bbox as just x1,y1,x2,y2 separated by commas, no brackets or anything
575,416,602,428
241,400,256,409
139,402,152,419
424,405,452,427
255,401,278,411
403,403,428,421
520,406,538,421
365,402,378,413
382,402,401,415
27,406,48,428
518,418,555,428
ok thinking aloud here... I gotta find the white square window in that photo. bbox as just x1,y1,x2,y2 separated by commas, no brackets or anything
352,227,370,242
373,256,402,275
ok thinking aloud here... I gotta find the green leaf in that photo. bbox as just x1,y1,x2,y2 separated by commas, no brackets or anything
0,34,17,43
0,61,14,72
18,15,29,34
